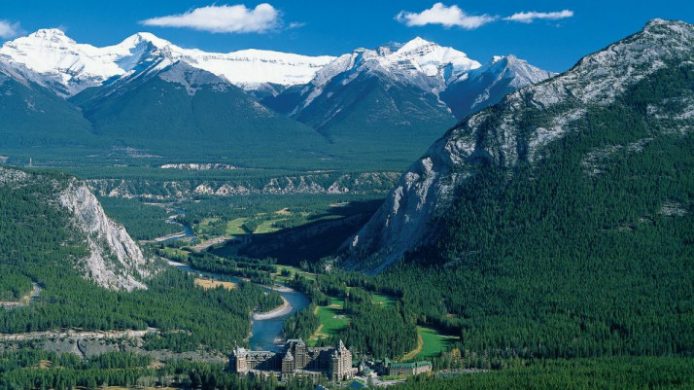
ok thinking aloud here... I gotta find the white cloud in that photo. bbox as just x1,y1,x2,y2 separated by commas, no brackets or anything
504,10,574,24
287,22,306,30
395,3,496,30
0,20,21,39
141,4,280,33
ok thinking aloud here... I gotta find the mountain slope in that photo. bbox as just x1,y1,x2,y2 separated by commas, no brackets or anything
0,165,282,355
294,70,457,153
0,61,97,152
264,38,552,166
262,38,478,164
344,19,694,272
0,166,153,290
441,55,556,120
336,19,694,363
72,59,329,164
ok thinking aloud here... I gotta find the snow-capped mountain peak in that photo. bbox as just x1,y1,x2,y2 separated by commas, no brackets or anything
0,29,130,96
0,29,336,96
119,32,172,49
439,54,555,120
306,37,482,94
28,28,73,43
396,36,434,52
266,36,553,122
389,37,481,80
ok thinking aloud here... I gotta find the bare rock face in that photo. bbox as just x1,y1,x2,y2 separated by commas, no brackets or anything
87,171,400,200
343,19,694,273
60,181,152,291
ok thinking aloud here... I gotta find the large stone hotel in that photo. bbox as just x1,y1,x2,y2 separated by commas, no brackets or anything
230,339,356,382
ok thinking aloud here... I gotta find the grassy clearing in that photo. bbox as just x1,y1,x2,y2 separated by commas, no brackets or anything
194,278,236,291
253,218,285,234
195,217,221,236
225,217,248,235
412,326,459,360
400,332,424,362
372,293,397,307
308,296,350,346
273,265,316,283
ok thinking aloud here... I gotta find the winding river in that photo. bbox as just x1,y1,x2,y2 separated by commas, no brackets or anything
166,260,309,351
249,287,309,351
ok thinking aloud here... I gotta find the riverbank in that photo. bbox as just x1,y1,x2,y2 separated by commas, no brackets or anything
253,296,291,320
164,259,309,350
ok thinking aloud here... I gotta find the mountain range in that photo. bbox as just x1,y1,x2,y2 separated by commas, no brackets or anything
0,30,552,169
343,18,694,272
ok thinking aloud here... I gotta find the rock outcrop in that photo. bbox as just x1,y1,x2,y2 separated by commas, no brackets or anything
60,181,153,291
87,172,400,200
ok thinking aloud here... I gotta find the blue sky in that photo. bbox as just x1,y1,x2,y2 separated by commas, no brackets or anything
1,1,692,72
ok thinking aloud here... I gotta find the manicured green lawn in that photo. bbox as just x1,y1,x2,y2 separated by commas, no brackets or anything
416,326,459,359
308,296,350,346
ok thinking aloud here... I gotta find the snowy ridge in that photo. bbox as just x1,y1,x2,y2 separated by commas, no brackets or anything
0,29,336,96
278,37,485,117
388,37,481,83
481,55,555,89
301,37,480,106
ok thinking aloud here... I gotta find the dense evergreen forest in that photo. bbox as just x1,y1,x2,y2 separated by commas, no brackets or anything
281,274,417,358
0,265,33,301
97,197,179,240
168,249,419,359
393,357,694,389
269,63,694,377
366,63,694,360
0,169,281,352
0,349,320,390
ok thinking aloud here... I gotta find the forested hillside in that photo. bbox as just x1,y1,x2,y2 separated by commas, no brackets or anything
345,19,694,361
0,167,280,352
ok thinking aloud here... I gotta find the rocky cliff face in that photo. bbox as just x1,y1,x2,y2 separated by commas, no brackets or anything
0,166,152,291
60,181,153,291
343,19,694,273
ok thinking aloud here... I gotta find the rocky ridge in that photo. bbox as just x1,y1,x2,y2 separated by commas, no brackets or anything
87,172,400,200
